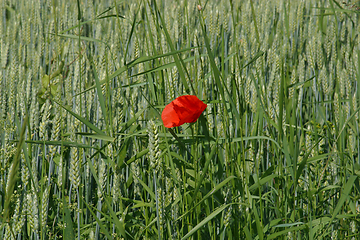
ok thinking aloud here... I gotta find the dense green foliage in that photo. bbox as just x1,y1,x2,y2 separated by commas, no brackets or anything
1,0,360,239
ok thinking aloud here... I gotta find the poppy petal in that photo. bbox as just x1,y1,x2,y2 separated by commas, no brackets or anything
161,102,181,128
161,95,207,128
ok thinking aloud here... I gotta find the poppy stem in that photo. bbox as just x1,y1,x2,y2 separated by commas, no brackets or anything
168,128,194,159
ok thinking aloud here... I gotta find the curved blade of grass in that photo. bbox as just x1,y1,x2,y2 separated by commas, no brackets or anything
176,176,236,222
198,9,241,125
77,46,197,96
132,173,156,200
2,114,28,224
273,222,304,228
249,71,280,133
21,129,38,195
295,138,323,185
81,198,114,239
118,108,145,133
75,132,115,142
307,217,331,226
97,14,125,20
307,153,330,163
318,105,360,186
25,140,96,148
63,206,75,239
287,76,315,89
249,174,277,191
196,176,236,207
86,156,126,237
191,139,219,205
53,98,106,136
267,225,307,239
321,175,357,238
181,204,230,240
120,81,148,88
241,51,264,70
59,19,95,34
89,54,109,131
130,54,206,78
132,200,154,209
249,0,260,46
125,46,198,67
232,136,281,150
59,14,125,35
152,0,194,94
124,5,139,65
244,226,252,240
317,185,341,193
253,203,263,240
117,124,138,169
96,5,115,18
126,149,149,165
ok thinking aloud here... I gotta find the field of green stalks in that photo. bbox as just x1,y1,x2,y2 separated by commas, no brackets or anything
1,0,360,239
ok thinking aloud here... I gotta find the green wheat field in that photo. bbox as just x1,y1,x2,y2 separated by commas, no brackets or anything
1,0,360,239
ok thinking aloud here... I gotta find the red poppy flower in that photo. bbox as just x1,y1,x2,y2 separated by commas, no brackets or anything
161,95,207,128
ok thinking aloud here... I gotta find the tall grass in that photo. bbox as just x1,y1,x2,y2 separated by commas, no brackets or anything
0,0,359,239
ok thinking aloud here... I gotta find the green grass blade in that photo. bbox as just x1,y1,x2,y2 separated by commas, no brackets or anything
249,174,277,191
253,203,264,240
327,175,357,225
89,55,109,131
25,140,96,148
176,176,236,221
53,98,107,135
77,46,198,96
86,156,126,238
191,139,219,205
198,11,241,125
181,204,230,240
2,114,28,224
151,0,194,94
63,206,75,239
75,132,115,142
267,225,307,239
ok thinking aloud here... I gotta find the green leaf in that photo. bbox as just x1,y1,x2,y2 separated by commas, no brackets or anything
132,200,154,209
191,139,219,205
249,174,277,191
25,140,95,148
181,204,230,240
176,176,236,222
52,154,60,166
273,222,304,228
130,54,206,78
133,175,156,200
267,225,307,239
253,203,264,240
330,175,357,221
75,132,115,142
242,51,264,70
86,157,126,237
152,1,194,94
52,99,106,135
232,136,282,151
64,206,75,239
77,46,197,96
89,55,109,132
2,114,28,224
199,10,241,125
41,74,50,88
81,197,114,239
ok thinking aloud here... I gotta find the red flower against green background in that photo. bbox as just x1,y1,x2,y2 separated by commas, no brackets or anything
161,95,207,128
